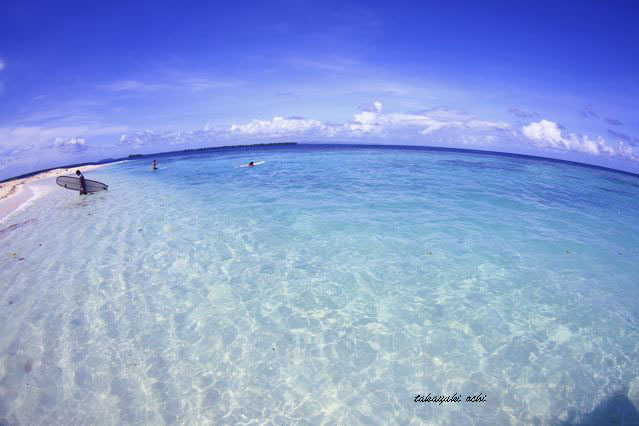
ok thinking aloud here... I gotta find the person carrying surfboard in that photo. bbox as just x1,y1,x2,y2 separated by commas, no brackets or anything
76,170,88,195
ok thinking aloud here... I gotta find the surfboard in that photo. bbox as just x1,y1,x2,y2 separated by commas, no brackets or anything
240,161,266,167
56,176,108,192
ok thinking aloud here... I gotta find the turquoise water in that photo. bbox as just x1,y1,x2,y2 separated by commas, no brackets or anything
1,145,638,424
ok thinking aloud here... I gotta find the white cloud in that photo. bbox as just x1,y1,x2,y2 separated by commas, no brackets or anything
0,123,131,178
120,101,505,148
0,125,126,152
522,119,564,144
3,103,636,180
119,130,167,148
522,119,638,159
0,129,91,177
229,116,337,138
0,126,86,152
117,129,219,149
227,102,510,142
348,104,509,137
52,137,88,153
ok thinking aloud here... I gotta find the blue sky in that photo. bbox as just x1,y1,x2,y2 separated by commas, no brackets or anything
1,0,638,178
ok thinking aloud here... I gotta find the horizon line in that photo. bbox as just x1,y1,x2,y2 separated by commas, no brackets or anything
1,142,638,183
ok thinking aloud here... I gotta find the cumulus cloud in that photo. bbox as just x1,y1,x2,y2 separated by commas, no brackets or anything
347,104,509,137
51,137,89,153
522,119,638,160
227,102,509,143
4,100,636,180
117,128,225,149
508,107,539,119
522,120,563,143
604,117,623,126
229,116,335,138
0,123,130,178
0,126,81,153
0,125,126,154
119,131,180,148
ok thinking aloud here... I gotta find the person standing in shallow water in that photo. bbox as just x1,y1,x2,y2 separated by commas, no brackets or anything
76,170,87,195
152,160,158,170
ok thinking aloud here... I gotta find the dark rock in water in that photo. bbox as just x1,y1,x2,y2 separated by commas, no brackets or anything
24,359,32,373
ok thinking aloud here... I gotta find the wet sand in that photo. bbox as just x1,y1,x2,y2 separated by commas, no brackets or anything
0,164,115,222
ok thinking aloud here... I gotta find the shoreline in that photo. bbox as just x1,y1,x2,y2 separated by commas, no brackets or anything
0,143,298,184
0,163,117,223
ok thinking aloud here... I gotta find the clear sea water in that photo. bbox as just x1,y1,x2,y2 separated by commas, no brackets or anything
1,144,638,425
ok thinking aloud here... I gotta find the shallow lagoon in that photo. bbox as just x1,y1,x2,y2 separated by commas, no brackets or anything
1,145,638,424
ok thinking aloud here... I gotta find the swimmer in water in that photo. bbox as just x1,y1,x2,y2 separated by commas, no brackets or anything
152,160,158,170
248,161,255,167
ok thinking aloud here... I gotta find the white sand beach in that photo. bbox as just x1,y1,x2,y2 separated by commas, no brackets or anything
0,163,115,223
